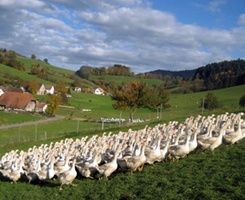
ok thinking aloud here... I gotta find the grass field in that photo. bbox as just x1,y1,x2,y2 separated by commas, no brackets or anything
0,117,245,199
0,64,53,85
92,75,165,87
0,84,244,147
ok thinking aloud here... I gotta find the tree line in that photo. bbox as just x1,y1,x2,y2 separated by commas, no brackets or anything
76,64,135,80
194,59,245,90
0,50,25,71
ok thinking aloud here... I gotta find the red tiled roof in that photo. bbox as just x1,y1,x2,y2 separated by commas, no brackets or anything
0,92,36,109
36,103,46,108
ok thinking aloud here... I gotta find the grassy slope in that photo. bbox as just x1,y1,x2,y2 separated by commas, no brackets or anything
1,84,244,146
17,56,74,84
0,122,245,199
0,64,54,85
92,75,165,87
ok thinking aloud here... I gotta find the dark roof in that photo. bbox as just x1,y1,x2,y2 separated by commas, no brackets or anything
0,92,36,109
0,86,23,93
45,85,54,90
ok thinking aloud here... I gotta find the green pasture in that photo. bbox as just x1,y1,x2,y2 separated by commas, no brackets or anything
57,92,156,121
17,56,74,75
0,119,122,147
0,112,43,125
17,56,74,84
0,121,245,199
0,84,245,199
92,75,165,87
0,64,53,85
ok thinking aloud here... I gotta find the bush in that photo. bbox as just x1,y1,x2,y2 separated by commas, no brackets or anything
239,94,245,107
201,92,220,110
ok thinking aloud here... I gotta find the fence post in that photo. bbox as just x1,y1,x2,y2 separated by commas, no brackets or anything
19,126,21,142
35,123,37,141
102,120,104,130
202,98,205,115
77,120,79,134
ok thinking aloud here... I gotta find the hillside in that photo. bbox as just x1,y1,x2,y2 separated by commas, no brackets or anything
147,69,196,79
0,50,97,89
1,49,245,94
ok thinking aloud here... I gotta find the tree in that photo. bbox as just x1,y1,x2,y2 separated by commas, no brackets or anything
45,94,62,116
31,54,36,59
44,58,48,63
73,76,83,87
201,92,220,110
28,79,40,94
56,81,67,95
145,85,170,118
111,80,147,123
239,94,245,107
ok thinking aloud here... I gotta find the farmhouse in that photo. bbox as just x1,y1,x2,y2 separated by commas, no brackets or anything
94,88,105,95
36,83,46,95
0,86,23,96
0,92,36,112
45,84,55,94
74,87,82,92
37,84,55,95
36,103,47,113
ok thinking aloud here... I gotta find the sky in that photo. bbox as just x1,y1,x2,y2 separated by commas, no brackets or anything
0,0,245,74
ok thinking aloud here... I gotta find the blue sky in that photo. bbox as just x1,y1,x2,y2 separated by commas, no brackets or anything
0,0,245,73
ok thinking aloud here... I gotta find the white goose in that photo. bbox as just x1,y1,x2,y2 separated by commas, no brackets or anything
198,123,226,152
58,156,77,190
95,148,120,180
168,133,191,162
223,119,243,144
124,142,147,174
145,135,162,165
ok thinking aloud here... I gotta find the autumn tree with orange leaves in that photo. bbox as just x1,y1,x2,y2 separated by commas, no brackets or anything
111,80,148,122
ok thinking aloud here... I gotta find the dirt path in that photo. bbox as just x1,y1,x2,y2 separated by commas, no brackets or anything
0,115,65,130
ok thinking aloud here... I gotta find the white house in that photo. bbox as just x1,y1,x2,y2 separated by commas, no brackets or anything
44,85,55,94
36,84,46,95
36,103,47,113
94,88,105,95
74,87,82,92
0,88,4,96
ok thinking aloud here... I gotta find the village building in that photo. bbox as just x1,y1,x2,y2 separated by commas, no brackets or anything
0,86,23,96
74,87,82,92
37,84,55,95
94,88,105,95
36,103,47,113
36,83,46,95
21,82,55,95
0,92,36,112
45,85,55,94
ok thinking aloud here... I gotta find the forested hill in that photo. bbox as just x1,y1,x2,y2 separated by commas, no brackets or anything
148,69,196,79
193,59,245,90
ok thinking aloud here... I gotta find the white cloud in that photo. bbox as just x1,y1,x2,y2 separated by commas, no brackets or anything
0,0,45,9
238,14,245,26
208,0,226,12
0,0,244,73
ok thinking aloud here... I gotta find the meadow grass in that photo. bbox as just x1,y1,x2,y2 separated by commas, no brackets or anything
91,75,165,87
0,112,43,125
0,124,245,200
0,64,53,84
0,82,245,199
17,56,74,75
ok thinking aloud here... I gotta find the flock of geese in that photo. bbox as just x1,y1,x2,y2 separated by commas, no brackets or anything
0,112,245,190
